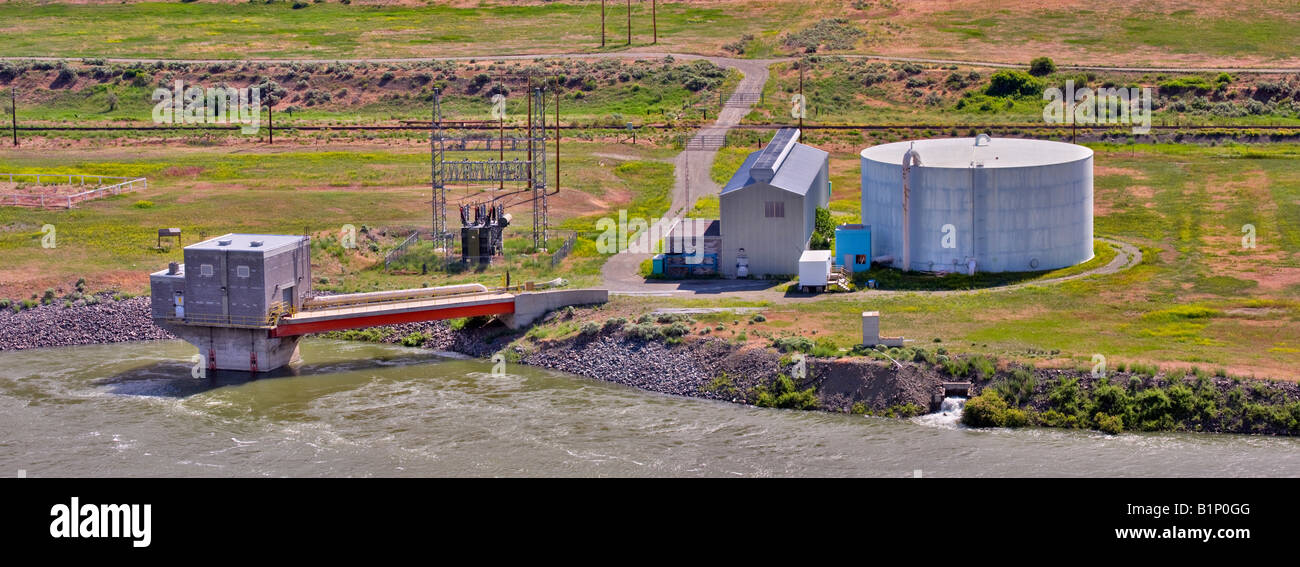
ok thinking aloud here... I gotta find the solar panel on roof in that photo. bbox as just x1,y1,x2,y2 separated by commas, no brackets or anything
750,128,800,182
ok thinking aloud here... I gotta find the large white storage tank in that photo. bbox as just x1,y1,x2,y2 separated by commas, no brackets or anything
860,136,1093,273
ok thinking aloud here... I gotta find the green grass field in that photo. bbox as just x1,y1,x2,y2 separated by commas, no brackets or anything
0,140,677,297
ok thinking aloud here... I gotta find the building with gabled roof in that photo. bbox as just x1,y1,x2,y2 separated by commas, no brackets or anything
719,128,830,278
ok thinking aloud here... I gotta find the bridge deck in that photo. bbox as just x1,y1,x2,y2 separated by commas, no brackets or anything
271,292,516,337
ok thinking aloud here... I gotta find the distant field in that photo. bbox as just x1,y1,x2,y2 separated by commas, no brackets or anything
894,1,1300,67
0,1,781,59
0,1,1295,66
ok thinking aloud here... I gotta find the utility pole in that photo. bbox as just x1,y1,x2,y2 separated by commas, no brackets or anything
601,0,606,47
499,110,504,191
798,62,804,130
267,102,274,145
652,0,657,44
555,85,560,198
9,87,16,147
626,0,631,46
527,77,534,249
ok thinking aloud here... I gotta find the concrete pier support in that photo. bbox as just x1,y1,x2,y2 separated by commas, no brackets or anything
160,323,301,372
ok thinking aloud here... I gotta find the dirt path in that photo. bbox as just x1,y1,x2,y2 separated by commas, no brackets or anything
600,57,776,291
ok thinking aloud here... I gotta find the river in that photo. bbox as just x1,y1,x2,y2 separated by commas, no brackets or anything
1,339,1296,477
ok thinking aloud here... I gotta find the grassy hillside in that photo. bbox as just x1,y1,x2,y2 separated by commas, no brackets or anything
748,58,1300,128
0,57,739,127
0,1,1295,66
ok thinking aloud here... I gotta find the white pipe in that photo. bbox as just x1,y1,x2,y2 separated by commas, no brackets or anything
304,283,489,308
901,142,922,273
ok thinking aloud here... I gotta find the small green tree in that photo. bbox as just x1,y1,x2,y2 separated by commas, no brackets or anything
986,70,1044,97
810,207,835,250
1028,56,1057,77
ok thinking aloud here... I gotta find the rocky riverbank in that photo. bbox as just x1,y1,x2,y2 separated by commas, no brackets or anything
0,294,174,351
512,330,943,413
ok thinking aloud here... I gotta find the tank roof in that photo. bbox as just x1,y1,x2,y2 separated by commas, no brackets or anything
860,137,1092,169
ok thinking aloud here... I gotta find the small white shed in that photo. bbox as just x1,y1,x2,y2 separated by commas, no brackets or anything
798,250,833,292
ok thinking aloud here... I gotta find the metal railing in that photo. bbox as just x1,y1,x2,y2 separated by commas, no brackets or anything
163,301,294,329
1,173,147,209
383,231,421,270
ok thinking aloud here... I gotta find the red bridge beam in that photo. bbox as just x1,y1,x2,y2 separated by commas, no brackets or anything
270,300,515,338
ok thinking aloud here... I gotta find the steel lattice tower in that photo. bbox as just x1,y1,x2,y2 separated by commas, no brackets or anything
431,90,448,252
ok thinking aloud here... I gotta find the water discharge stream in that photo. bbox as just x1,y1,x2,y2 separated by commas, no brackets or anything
1,340,1296,477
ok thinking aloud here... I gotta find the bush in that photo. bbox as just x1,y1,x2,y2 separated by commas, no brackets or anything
580,322,600,336
662,322,690,338
1048,377,1086,418
754,373,819,410
771,336,814,354
1133,388,1175,430
750,313,766,323
1002,408,1030,427
1090,378,1130,419
1094,412,1124,434
624,323,662,341
782,18,866,52
1159,76,1215,95
655,312,690,324
985,70,1044,97
961,391,1009,427
399,332,427,347
603,317,627,331
991,367,1036,405
1028,56,1056,77
883,403,926,418
969,355,996,379
810,207,834,250
1038,409,1079,428
132,200,155,209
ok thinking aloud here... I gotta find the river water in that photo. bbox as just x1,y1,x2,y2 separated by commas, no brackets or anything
1,339,1296,477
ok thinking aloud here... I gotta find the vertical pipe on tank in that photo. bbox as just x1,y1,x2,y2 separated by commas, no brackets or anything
901,142,921,272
